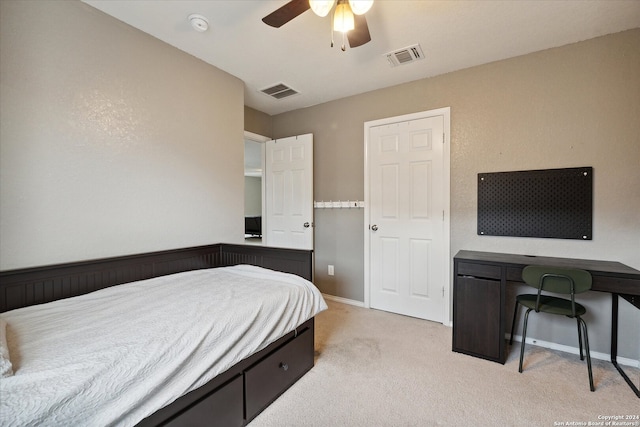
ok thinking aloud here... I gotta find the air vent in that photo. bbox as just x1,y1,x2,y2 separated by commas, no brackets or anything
385,44,425,67
260,83,299,99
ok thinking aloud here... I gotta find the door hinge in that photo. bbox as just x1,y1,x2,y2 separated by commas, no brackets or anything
442,286,445,297
442,133,445,143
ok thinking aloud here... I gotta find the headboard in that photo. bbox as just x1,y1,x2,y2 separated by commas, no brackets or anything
0,244,313,313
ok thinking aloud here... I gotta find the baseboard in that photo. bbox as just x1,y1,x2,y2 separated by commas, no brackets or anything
322,293,365,308
324,296,451,327
507,333,639,369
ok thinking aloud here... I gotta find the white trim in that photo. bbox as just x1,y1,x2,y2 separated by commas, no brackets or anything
442,109,451,326
363,107,451,324
508,333,639,368
322,293,366,308
243,130,270,143
363,123,371,309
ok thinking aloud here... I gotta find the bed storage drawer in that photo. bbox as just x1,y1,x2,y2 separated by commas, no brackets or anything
163,375,243,427
245,326,314,421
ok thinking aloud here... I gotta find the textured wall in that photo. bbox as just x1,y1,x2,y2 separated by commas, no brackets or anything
273,29,640,358
0,1,245,269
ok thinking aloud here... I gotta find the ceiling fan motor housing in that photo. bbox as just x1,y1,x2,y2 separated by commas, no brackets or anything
262,0,372,48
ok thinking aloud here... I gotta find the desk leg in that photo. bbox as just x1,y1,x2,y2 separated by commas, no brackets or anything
611,293,618,363
610,293,640,398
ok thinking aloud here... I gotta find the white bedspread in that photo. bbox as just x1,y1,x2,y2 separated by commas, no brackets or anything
0,265,327,426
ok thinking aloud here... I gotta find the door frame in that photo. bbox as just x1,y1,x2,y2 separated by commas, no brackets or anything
363,107,451,325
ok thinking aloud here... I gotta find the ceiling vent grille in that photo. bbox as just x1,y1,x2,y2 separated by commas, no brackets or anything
260,83,299,99
385,44,425,67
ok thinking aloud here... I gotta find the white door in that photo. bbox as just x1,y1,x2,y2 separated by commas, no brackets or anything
366,113,447,322
265,134,314,250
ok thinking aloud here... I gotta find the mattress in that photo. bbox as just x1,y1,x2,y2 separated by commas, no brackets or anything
0,265,327,426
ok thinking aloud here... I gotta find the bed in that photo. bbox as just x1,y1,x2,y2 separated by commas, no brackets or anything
0,243,326,426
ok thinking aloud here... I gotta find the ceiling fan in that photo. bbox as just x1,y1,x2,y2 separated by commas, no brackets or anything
262,0,374,50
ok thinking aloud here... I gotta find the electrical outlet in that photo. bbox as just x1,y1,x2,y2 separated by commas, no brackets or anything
328,265,334,276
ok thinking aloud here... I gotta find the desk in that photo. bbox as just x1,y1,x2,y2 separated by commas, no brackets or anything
452,250,640,397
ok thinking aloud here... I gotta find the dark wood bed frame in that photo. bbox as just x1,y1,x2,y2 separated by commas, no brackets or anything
0,243,316,426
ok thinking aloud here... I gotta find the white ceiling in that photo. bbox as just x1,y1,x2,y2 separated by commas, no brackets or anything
83,0,640,116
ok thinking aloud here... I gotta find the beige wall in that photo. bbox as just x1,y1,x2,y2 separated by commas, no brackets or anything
245,106,273,138
0,1,245,269
273,29,640,358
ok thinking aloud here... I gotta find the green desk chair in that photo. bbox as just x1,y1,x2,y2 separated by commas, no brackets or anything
509,265,595,391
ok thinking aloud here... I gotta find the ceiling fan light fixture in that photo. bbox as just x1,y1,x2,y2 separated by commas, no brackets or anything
309,0,336,17
333,2,354,33
348,0,373,15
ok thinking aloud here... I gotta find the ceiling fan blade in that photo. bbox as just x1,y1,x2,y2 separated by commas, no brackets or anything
348,14,372,48
262,0,311,28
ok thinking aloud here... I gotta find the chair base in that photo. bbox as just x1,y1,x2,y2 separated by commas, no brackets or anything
511,301,595,392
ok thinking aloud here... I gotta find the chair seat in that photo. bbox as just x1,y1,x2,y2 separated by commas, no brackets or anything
516,294,587,317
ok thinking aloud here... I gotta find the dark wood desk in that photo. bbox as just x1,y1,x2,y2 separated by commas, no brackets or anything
452,250,640,397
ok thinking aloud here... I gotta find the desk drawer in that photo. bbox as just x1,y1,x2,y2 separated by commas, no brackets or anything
592,275,640,295
506,267,524,282
457,262,501,280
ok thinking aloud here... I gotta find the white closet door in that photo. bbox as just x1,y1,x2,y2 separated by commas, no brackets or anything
368,116,446,322
265,134,314,250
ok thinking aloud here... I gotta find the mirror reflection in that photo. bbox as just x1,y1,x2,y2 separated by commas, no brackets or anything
244,139,263,245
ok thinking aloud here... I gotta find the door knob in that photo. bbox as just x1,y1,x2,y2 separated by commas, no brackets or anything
304,222,310,228
371,225,378,231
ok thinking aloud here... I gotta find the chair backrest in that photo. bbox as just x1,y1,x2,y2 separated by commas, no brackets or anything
522,265,592,295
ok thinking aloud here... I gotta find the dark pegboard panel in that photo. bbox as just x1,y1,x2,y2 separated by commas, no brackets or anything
477,167,592,240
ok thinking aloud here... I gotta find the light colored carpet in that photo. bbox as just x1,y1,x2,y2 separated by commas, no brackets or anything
250,300,639,426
